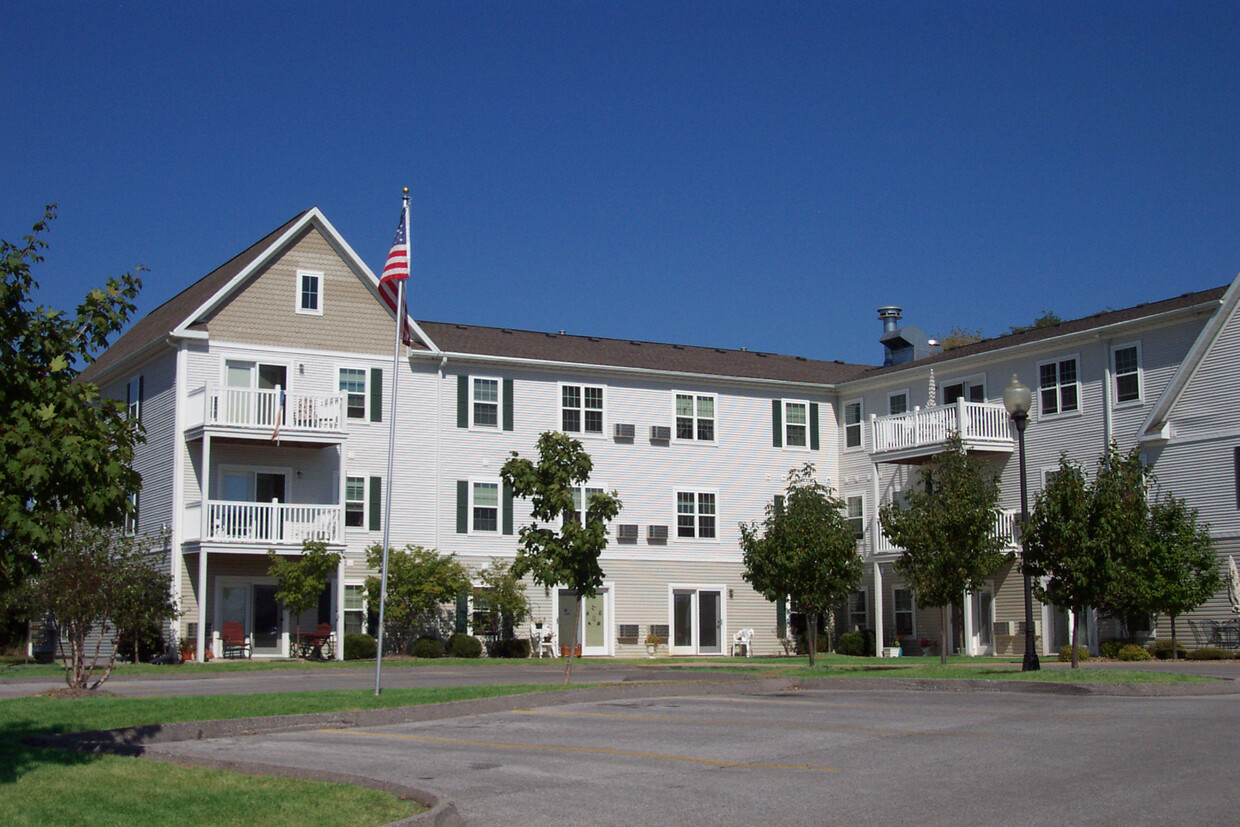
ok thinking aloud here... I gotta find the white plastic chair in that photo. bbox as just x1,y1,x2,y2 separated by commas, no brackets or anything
730,628,754,657
531,621,559,658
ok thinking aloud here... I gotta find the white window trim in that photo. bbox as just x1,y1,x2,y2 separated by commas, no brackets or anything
672,391,717,444
1035,354,1082,420
295,270,324,316
842,398,864,452
342,583,368,635
344,475,368,530
849,587,870,632
569,483,608,526
886,389,910,417
469,376,504,431
674,488,720,542
469,478,502,535
893,586,917,638
939,373,987,405
782,398,813,451
667,582,728,656
126,375,143,422
217,464,294,501
845,493,866,542
337,365,370,422
558,382,607,438
1112,340,1144,407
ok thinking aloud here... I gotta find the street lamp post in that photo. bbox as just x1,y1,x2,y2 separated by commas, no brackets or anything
1003,374,1041,672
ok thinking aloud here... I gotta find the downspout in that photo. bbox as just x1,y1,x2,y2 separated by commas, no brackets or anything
1096,333,1113,656
871,461,884,656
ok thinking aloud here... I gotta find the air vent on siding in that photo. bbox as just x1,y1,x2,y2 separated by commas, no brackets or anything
614,423,635,439
647,525,668,541
618,624,640,640
616,524,639,540
649,425,671,442
992,621,1013,637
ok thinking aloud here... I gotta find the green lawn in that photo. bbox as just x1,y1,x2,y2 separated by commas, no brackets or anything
0,683,575,826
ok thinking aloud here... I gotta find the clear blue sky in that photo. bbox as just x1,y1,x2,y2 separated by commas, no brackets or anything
5,1,1238,367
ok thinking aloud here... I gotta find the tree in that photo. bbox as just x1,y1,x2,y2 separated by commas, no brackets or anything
739,463,863,666
1145,494,1219,658
939,326,983,350
1008,310,1063,335
501,431,621,683
364,545,470,654
472,557,531,641
113,557,180,665
1089,446,1157,639
1,208,144,601
14,519,174,691
267,540,342,654
878,433,1009,665
1022,455,1101,668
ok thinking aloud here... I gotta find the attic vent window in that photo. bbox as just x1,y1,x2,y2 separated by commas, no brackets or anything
296,271,323,316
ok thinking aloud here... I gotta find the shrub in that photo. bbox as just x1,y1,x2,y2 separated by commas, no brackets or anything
836,630,867,656
1186,647,1232,661
1057,645,1090,663
494,638,531,658
1149,639,1187,660
447,633,483,659
343,633,376,661
1117,643,1151,661
1099,639,1126,659
412,635,443,659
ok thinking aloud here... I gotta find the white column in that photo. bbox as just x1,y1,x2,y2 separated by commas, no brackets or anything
196,548,207,663
873,559,885,657
963,593,976,656
335,557,346,661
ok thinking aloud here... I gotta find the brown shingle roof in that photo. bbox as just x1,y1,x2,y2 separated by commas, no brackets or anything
80,211,311,383
415,321,873,385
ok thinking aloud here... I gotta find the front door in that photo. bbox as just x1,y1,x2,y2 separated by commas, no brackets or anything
252,584,282,655
670,587,725,655
557,588,611,656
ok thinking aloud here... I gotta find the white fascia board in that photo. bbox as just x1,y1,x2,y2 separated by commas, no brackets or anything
81,335,175,387
409,349,846,394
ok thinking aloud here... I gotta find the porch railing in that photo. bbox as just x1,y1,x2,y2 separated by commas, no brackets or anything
874,508,1020,555
186,385,345,434
870,400,1013,456
202,500,343,544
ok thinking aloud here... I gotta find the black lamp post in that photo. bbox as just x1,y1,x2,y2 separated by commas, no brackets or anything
1003,374,1041,672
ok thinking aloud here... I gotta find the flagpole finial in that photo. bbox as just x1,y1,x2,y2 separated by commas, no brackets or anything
402,187,408,195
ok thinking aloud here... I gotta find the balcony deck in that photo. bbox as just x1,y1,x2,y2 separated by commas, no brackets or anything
183,500,344,548
185,385,346,444
874,509,1021,556
869,400,1014,463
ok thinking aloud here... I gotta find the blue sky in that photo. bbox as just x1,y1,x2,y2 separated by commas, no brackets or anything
5,1,1238,366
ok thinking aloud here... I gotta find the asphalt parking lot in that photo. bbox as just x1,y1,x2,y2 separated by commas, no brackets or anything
146,684,1240,826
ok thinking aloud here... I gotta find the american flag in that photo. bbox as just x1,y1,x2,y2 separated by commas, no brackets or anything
378,209,412,342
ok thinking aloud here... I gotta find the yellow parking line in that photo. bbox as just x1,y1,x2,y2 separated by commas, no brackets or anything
315,729,837,771
658,694,1107,720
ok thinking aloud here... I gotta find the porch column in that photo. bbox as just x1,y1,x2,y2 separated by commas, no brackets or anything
873,559,885,657
962,592,976,656
336,557,346,661
197,549,207,663
201,434,212,540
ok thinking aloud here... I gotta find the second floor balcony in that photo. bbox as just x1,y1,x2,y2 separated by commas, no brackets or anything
869,400,1014,463
183,499,344,547
873,508,1021,557
185,385,347,444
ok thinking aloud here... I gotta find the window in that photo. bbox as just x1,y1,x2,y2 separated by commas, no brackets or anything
126,376,143,423
849,590,868,631
887,391,908,416
297,271,323,315
844,400,863,449
785,401,808,447
773,399,819,449
676,491,717,539
473,378,500,428
846,495,864,539
569,485,605,525
345,477,366,528
562,384,604,435
339,368,367,419
1039,357,1079,416
675,393,715,442
343,585,366,635
894,588,915,637
942,379,985,404
124,491,139,535
1113,343,1141,404
472,482,499,532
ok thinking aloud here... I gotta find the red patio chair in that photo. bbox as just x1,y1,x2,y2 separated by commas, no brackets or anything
221,622,252,659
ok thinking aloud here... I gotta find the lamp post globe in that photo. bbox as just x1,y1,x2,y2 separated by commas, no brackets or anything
1004,374,1040,672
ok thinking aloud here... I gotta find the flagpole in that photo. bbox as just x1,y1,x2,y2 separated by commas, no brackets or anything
375,188,410,696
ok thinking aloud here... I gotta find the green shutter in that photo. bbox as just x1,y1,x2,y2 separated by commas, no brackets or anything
369,368,382,422
771,400,782,447
777,596,787,640
137,376,144,425
503,378,514,431
368,477,382,531
456,480,469,533
455,592,469,633
774,495,784,517
457,375,469,428
503,483,514,535
809,402,820,450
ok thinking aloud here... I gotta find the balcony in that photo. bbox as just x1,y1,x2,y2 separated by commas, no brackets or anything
183,500,343,547
185,385,346,443
874,509,1021,556
869,400,1014,463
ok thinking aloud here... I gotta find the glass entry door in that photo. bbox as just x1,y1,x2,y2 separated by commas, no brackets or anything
670,588,724,655
557,589,611,656
251,584,282,655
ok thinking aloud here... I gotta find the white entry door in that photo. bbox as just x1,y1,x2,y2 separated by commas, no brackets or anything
556,588,612,656
670,586,725,655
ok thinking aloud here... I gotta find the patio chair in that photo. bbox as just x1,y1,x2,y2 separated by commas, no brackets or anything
730,627,754,657
1187,619,1211,648
530,621,558,658
221,621,252,659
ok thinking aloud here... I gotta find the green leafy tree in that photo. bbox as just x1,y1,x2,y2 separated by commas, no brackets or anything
1,207,144,601
267,540,342,653
112,553,180,665
939,326,983,350
1008,310,1063,335
1023,455,1101,668
364,545,470,654
878,433,1010,665
740,463,863,666
472,557,531,641
1090,446,1157,639
14,519,173,691
1145,494,1219,657
501,431,621,683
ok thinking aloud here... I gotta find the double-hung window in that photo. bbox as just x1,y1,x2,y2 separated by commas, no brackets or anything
1038,357,1079,416
473,378,500,428
126,376,144,424
846,495,865,539
345,477,366,528
569,485,605,525
343,585,366,634
887,391,908,417
297,270,323,315
844,400,863,449
562,384,604,435
894,588,915,637
675,393,715,442
676,491,717,539
1113,343,1141,404
339,368,368,420
472,482,499,532
785,401,809,447
849,590,868,631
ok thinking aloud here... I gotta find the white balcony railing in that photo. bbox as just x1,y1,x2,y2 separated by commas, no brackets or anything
873,508,1021,555
186,385,345,435
199,500,343,545
870,400,1013,457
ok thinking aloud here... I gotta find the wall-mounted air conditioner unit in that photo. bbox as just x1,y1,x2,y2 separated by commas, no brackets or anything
614,423,635,439
617,624,640,640
992,621,1013,637
647,524,668,540
649,425,671,442
616,524,639,540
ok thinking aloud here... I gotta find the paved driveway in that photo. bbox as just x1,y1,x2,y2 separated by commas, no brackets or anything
148,684,1240,826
